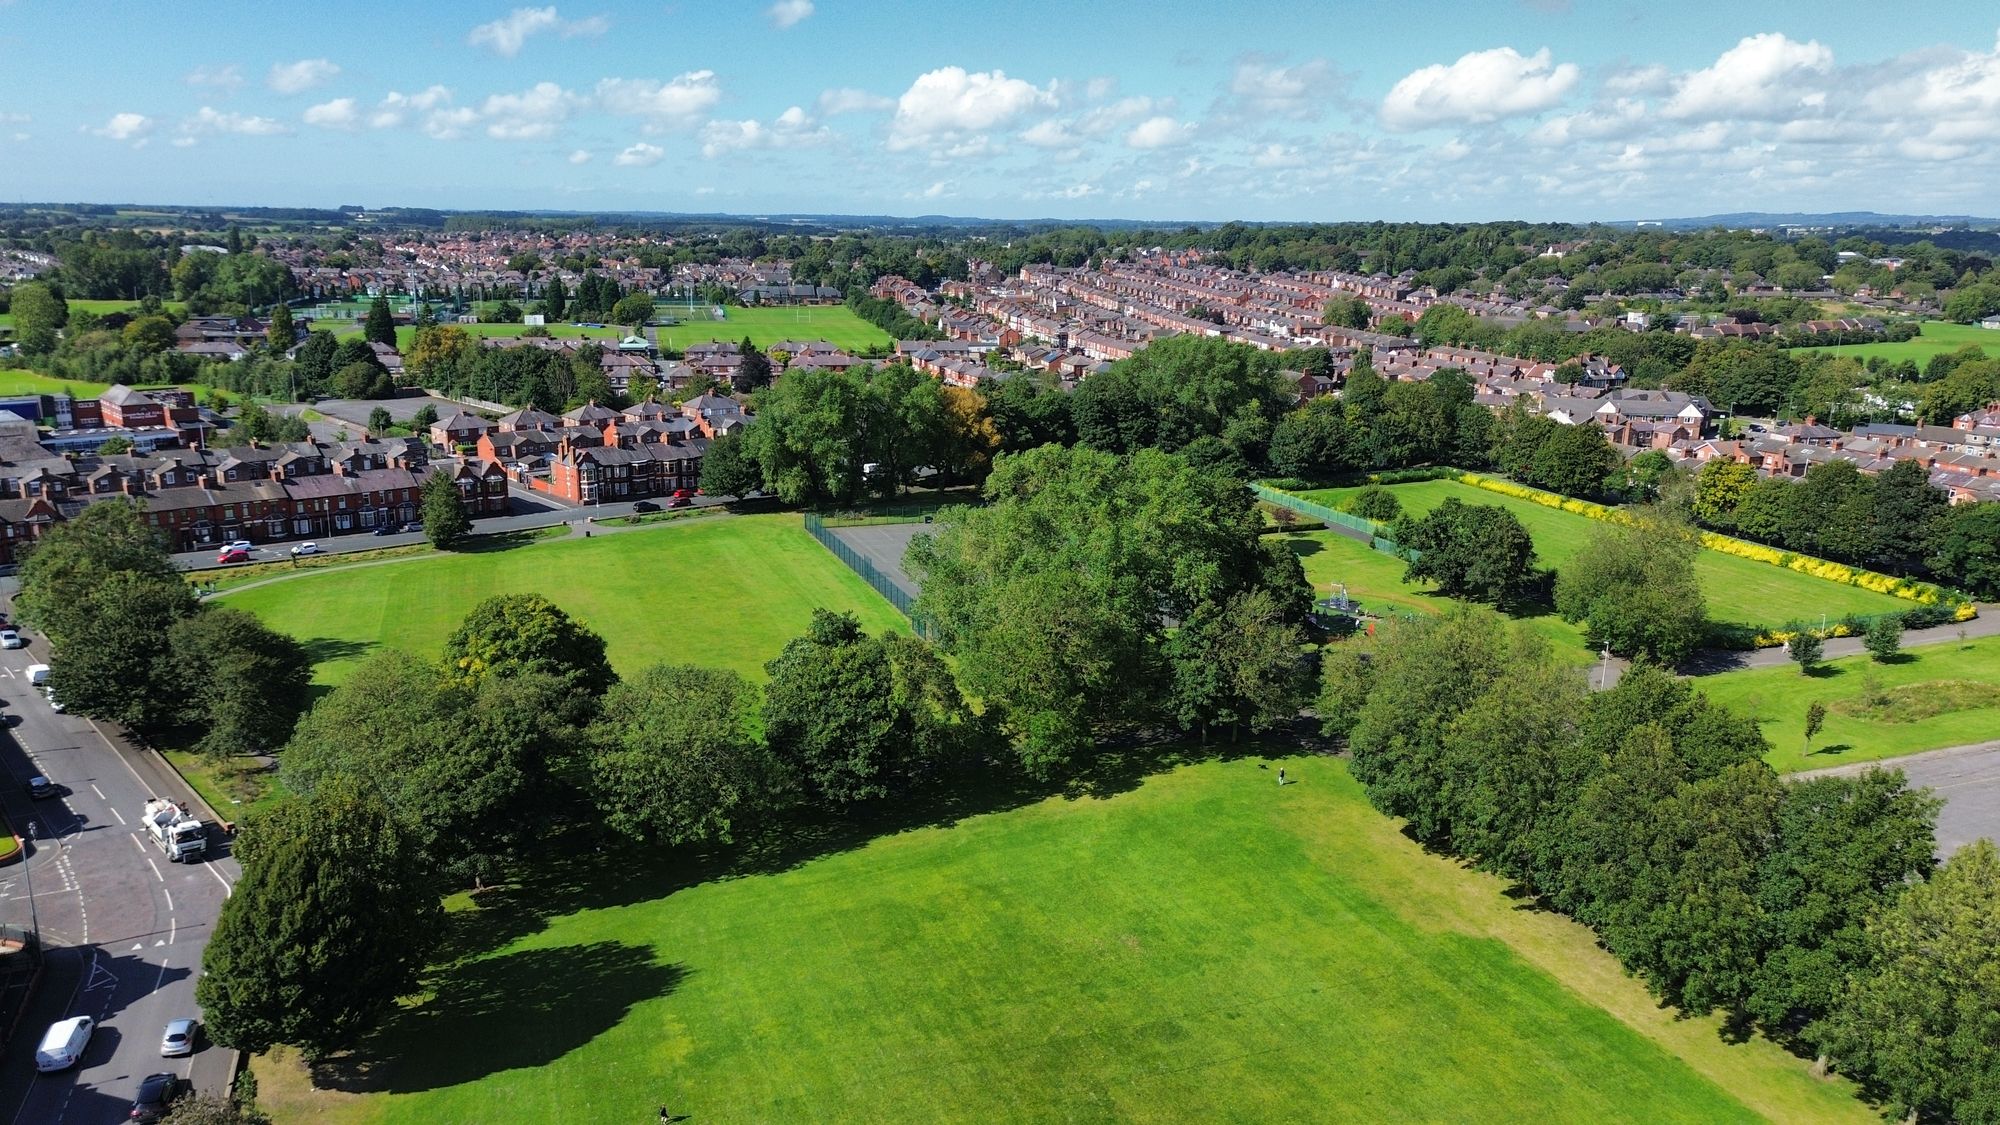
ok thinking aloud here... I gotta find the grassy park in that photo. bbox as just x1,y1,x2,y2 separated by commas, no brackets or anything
651,304,890,352
252,755,1865,1124
220,514,907,685
1294,479,1910,635
1789,320,1999,365
1703,634,2000,773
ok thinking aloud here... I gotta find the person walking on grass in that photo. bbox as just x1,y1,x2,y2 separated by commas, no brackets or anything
1277,768,1286,786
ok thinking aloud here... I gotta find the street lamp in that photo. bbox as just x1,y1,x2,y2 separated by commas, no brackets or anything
1598,643,1613,691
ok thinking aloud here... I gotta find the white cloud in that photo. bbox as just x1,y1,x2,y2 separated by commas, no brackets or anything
303,98,359,130
700,106,830,157
888,66,1056,150
87,112,151,142
597,72,723,130
185,64,244,92
1381,46,1578,129
1125,115,1194,149
561,14,610,38
370,86,455,129
1251,143,1304,168
480,81,579,140
1058,182,1100,199
469,6,554,55
819,87,893,115
424,106,479,140
1664,33,1833,120
1021,119,1079,148
183,106,290,137
614,141,664,167
267,58,340,95
921,180,954,199
568,148,592,164
1603,63,1671,96
1228,58,1343,119
767,0,813,29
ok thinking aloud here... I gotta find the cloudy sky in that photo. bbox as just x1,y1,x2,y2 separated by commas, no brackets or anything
2,0,1998,222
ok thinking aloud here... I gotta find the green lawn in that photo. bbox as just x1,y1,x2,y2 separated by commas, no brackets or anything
1788,320,1999,365
1703,634,2000,773
219,515,907,685
651,304,890,352
1295,480,1909,632
254,756,1866,1124
0,371,115,399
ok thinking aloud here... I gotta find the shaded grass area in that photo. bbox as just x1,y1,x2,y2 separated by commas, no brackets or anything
1704,634,2000,772
1788,320,1998,365
221,514,907,685
1295,479,1909,631
254,755,1864,1124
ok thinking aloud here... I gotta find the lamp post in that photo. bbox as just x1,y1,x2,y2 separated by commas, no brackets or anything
1598,643,1613,691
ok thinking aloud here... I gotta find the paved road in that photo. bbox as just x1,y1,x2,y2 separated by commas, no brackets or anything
0,635,238,1123
1796,740,2000,856
825,523,928,598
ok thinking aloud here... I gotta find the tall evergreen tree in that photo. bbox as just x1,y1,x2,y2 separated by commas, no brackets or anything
363,296,397,346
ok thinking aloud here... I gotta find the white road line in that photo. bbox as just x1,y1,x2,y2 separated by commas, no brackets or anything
145,856,164,882
154,956,170,991
162,888,174,912
204,860,232,895
110,807,125,825
129,834,147,855
89,783,104,800
168,917,177,945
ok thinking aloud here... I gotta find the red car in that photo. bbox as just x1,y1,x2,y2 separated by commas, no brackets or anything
216,548,251,564
671,488,694,500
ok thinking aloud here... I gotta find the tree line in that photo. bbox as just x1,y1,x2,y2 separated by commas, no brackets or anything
1320,605,1998,1123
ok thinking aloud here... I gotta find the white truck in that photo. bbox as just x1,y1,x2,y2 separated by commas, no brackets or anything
141,798,207,863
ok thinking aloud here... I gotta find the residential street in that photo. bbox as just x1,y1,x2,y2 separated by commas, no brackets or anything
0,636,239,1124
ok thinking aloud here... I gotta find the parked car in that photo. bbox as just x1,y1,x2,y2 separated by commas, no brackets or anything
34,1015,91,1072
128,1072,183,1122
25,776,56,800
666,496,691,509
372,523,397,536
223,540,253,554
290,542,318,556
632,500,660,513
216,548,250,564
0,628,22,649
159,1018,197,1058
404,522,423,533
671,488,694,499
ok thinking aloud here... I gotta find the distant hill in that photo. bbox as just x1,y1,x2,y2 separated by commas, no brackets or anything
1617,211,2000,231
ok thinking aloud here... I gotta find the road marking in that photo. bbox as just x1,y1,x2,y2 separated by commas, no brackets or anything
168,917,177,944
154,956,170,990
89,783,104,800
204,860,233,895
130,834,147,855
163,888,173,912
110,807,125,825
145,856,164,882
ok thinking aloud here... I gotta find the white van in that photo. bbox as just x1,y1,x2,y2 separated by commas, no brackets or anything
34,1015,92,1072
25,664,50,688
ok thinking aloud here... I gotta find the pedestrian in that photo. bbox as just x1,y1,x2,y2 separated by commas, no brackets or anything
1277,768,1286,786
658,1107,672,1125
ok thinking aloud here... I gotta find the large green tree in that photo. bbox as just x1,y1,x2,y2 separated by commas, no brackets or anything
1391,498,1539,605
166,608,312,759
585,663,764,844
197,782,442,1059
363,296,397,346
9,281,68,355
1827,840,2000,1123
441,593,614,704
421,470,471,550
1162,587,1310,738
909,444,1306,775
762,610,973,803
1554,519,1709,665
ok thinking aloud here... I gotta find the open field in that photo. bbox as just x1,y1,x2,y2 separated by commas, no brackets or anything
1703,634,2000,773
253,755,1865,1124
1789,320,1999,365
0,371,115,399
1296,479,1910,631
651,304,890,352
219,515,907,685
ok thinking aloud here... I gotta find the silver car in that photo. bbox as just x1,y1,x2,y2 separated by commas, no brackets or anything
160,1017,197,1057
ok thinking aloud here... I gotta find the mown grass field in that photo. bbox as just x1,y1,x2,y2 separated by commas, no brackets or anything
1295,480,1909,632
0,371,115,398
0,298,187,333
1703,634,2000,772
253,756,1866,1124
651,304,890,352
1788,320,1999,365
219,514,907,685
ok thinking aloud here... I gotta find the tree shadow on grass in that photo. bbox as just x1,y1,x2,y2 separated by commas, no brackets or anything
1281,537,1325,560
314,942,686,1094
1810,743,1854,757
440,733,1291,963
299,637,377,665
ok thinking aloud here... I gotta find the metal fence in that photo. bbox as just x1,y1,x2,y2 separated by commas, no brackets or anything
802,513,935,639
1249,483,1381,537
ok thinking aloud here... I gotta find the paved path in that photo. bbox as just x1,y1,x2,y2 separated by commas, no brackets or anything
825,523,929,598
1794,740,2000,855
0,634,238,1123
1683,604,2000,674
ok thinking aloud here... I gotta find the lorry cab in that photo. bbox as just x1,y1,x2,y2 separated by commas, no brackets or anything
34,1015,92,1072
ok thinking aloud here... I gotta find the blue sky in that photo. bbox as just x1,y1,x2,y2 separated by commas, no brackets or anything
2,1,1998,221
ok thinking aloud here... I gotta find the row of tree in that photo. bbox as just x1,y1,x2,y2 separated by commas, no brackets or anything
1321,607,1997,1123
